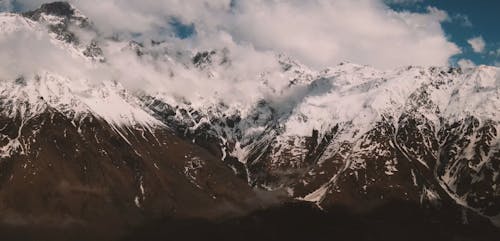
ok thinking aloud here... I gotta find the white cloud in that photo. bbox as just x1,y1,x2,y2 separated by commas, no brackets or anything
467,36,486,53
457,58,476,69
222,2,459,69
6,0,460,69
0,24,104,81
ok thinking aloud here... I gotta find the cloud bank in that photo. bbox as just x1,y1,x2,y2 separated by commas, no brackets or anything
3,0,461,69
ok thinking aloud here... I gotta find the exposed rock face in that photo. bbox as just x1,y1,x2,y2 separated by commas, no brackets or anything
26,2,75,18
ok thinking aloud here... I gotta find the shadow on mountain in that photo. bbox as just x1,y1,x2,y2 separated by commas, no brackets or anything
119,201,499,241
0,200,498,241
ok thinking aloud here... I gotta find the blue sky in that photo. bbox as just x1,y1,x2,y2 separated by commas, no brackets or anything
387,0,500,66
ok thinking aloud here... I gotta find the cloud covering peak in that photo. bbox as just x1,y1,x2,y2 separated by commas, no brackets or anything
3,0,461,69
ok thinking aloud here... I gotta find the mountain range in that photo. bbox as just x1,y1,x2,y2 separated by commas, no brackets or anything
0,2,499,241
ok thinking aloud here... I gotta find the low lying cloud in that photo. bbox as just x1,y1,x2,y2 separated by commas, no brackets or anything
3,0,461,69
0,24,101,81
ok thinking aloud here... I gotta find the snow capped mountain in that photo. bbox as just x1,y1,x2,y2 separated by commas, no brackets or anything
0,2,499,239
139,47,500,227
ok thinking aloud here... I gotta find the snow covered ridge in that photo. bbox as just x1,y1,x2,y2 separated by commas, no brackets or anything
0,73,161,126
0,4,498,158
0,3,499,155
1,4,499,133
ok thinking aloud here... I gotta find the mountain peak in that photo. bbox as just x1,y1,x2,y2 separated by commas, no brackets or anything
39,1,74,17
23,1,76,19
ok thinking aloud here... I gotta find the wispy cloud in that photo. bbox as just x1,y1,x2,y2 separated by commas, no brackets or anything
468,36,486,53
453,13,473,27
488,49,500,57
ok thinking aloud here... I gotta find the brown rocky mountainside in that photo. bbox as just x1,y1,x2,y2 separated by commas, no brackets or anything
0,109,268,240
